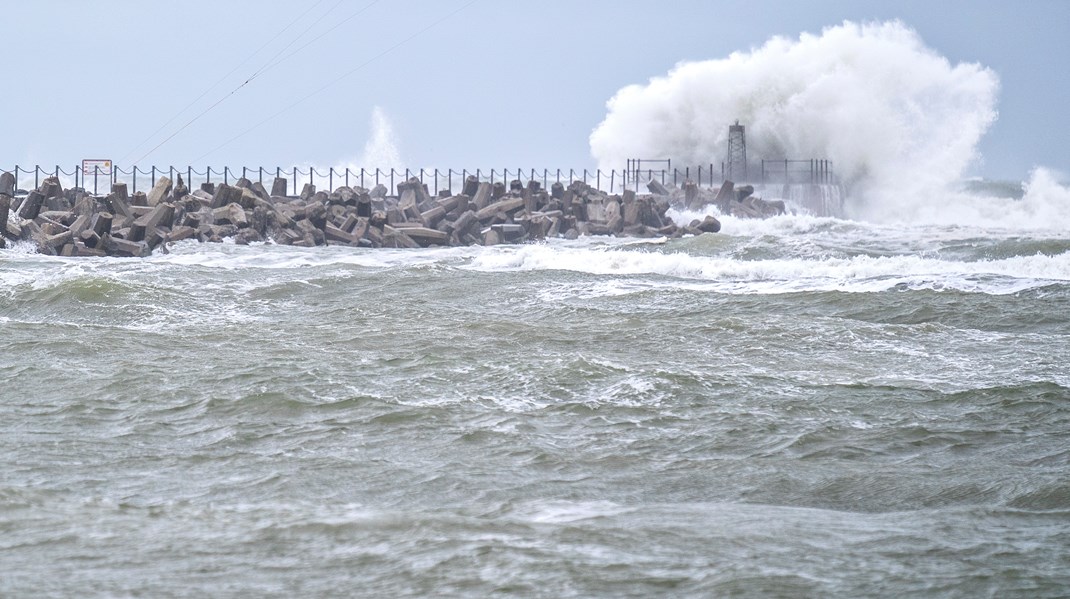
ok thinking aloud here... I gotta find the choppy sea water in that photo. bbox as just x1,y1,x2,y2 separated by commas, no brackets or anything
2,212,1069,597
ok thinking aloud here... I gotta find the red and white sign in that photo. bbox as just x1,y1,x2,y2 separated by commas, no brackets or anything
81,159,113,176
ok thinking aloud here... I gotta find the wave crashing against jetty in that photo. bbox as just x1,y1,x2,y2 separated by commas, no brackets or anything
0,170,786,257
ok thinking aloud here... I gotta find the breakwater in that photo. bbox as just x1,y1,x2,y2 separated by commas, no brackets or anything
0,170,787,257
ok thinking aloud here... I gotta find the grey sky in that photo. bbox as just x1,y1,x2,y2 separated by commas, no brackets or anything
5,0,1068,182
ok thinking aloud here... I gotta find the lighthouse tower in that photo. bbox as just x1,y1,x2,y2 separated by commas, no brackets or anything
726,121,747,182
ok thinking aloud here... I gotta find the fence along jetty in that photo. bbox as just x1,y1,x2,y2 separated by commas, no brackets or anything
0,168,788,257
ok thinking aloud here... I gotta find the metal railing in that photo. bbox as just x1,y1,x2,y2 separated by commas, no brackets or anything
3,161,837,198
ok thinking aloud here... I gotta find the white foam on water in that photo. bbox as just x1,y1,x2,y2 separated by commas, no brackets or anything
465,240,1070,295
510,500,634,524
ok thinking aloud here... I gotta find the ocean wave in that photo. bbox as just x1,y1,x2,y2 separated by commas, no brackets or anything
465,242,1070,295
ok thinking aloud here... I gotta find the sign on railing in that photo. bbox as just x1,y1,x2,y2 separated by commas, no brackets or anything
81,159,112,177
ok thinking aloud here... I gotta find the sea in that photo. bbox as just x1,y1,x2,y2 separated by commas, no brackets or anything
2,183,1070,597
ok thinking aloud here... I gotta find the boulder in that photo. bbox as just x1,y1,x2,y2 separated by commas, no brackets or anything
696,215,722,233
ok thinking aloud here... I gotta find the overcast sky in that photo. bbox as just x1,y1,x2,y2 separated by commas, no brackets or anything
4,0,1068,182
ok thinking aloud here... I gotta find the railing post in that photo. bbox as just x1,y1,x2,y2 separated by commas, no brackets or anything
93,166,99,196
610,170,614,193
329,167,334,191
345,168,349,189
35,165,39,189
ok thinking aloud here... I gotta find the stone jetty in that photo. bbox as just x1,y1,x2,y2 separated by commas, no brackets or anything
0,171,781,257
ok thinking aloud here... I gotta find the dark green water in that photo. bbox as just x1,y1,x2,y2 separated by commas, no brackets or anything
2,217,1069,597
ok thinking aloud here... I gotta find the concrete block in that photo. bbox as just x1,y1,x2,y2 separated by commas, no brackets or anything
74,241,107,257
0,172,14,196
491,223,525,243
213,203,248,227
462,175,479,197
471,182,493,210
647,179,671,196
18,191,45,220
382,225,419,249
251,182,271,202
133,202,175,230
401,226,449,247
475,197,525,221
419,205,447,228
146,176,172,207
271,177,288,197
324,223,357,245
107,237,151,258
210,183,243,209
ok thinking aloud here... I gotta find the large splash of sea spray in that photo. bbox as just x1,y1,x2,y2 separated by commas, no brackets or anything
589,20,1023,223
358,106,403,168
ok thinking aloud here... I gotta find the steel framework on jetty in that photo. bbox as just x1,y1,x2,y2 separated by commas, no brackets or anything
625,122,837,188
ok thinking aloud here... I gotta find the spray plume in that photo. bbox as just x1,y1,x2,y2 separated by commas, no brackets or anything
589,20,1003,220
